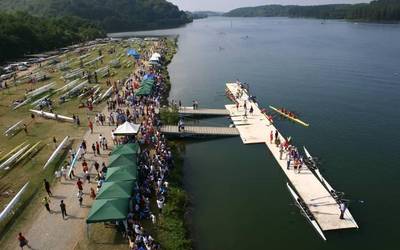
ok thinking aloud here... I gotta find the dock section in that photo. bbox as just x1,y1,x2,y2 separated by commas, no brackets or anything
178,107,229,116
160,125,239,137
225,82,358,232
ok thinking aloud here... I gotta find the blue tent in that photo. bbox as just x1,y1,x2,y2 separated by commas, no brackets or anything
127,49,140,59
143,74,155,80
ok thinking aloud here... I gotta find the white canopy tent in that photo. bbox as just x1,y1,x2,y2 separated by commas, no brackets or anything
149,53,161,62
113,121,141,135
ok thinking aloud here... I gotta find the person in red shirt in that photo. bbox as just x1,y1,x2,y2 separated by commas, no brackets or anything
17,232,30,249
88,120,93,134
82,160,88,172
76,178,83,192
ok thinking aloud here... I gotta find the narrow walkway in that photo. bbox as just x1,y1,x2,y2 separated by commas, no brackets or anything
14,112,114,250
160,125,239,137
178,107,229,116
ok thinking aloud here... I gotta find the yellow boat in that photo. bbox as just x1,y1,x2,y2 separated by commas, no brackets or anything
0,141,27,162
16,141,42,163
269,105,310,127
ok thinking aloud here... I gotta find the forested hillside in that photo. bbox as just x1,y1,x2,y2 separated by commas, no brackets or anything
225,0,400,21
0,0,192,32
0,12,105,62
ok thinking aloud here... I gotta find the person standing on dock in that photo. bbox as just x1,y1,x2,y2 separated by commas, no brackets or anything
270,131,273,144
279,144,284,160
339,202,347,219
287,158,291,170
249,106,254,115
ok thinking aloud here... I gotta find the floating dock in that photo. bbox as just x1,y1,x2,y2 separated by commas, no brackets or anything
160,125,239,137
225,82,358,235
178,107,229,116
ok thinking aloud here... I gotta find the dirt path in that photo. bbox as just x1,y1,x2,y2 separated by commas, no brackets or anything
10,116,115,250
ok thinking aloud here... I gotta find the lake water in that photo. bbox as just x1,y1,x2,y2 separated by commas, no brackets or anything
111,17,400,249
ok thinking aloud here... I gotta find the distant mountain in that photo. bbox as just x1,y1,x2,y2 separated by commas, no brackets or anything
188,11,223,20
224,0,400,21
0,0,193,32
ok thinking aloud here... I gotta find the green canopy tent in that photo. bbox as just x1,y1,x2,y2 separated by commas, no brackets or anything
96,181,135,200
108,154,137,168
86,198,129,224
105,166,137,182
111,143,140,156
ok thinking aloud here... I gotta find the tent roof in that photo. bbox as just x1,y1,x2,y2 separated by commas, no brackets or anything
111,143,140,156
86,198,129,224
113,121,140,135
105,166,137,182
108,154,136,168
96,181,135,200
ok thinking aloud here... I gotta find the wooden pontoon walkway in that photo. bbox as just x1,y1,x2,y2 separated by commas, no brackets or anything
160,125,239,137
225,82,358,233
178,107,229,116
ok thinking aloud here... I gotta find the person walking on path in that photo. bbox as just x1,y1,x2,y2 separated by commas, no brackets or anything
42,196,51,213
90,187,96,200
76,178,83,193
88,120,93,134
96,141,100,155
17,232,31,249
60,200,68,220
92,143,96,155
52,136,57,148
44,179,52,196
78,192,83,207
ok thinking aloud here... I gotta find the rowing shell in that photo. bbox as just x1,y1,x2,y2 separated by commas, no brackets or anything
43,136,69,170
303,147,359,229
303,146,335,193
30,109,74,123
0,182,30,221
287,183,327,241
0,142,27,162
16,141,41,164
269,105,309,127
0,144,30,170
3,120,24,136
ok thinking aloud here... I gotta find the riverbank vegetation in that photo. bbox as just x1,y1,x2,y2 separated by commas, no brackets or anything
0,12,105,62
0,0,192,33
225,0,400,21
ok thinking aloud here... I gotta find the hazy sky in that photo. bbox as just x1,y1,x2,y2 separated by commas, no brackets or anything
169,0,371,12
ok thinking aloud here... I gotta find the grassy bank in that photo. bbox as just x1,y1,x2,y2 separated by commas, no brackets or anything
155,142,191,250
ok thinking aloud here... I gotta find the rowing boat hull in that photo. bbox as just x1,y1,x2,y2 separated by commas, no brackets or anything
30,109,74,123
269,105,309,127
43,136,69,170
287,183,327,241
0,182,30,221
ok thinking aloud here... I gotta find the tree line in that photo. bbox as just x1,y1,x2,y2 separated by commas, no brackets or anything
0,12,105,62
0,0,193,32
225,0,400,21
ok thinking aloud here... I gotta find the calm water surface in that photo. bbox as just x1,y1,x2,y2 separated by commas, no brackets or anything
111,17,400,249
